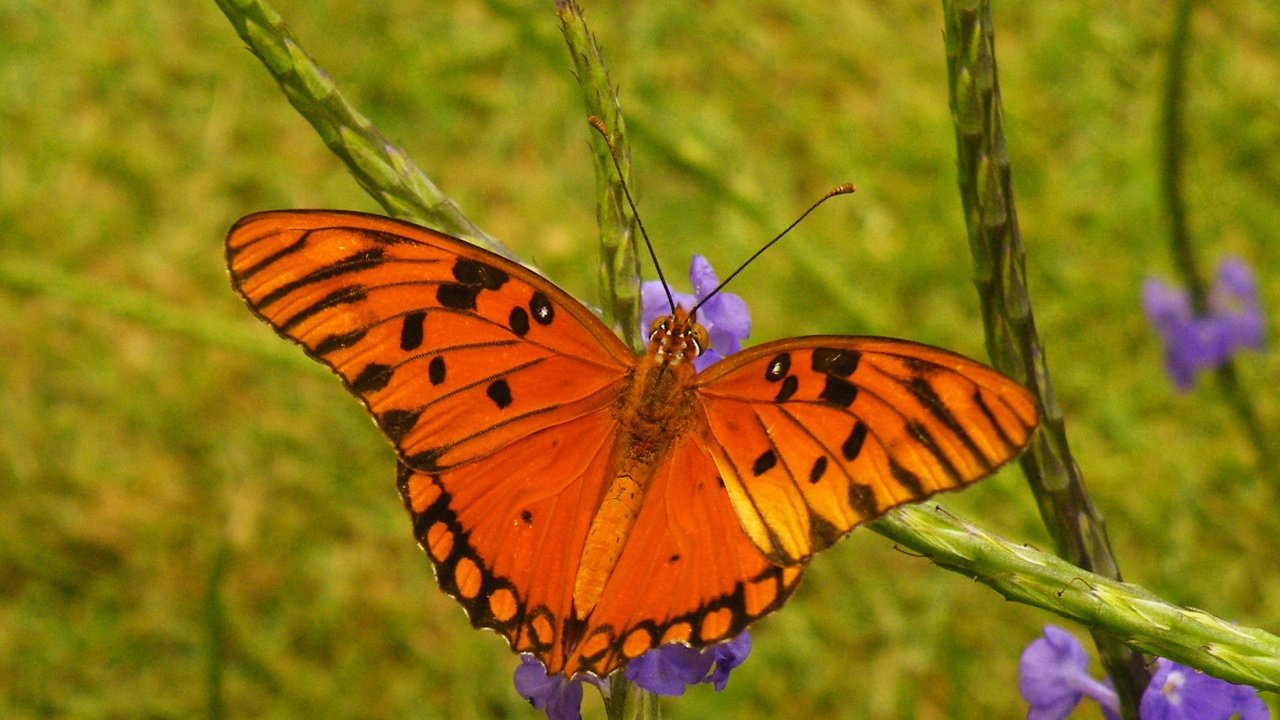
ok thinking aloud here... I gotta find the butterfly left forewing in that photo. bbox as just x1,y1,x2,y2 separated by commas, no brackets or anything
694,336,1038,565
227,210,633,469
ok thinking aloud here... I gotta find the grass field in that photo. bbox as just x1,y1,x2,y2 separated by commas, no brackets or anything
2,1,1277,718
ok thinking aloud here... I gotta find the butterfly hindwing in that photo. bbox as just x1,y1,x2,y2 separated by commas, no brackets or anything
694,336,1038,565
561,433,804,675
396,405,621,675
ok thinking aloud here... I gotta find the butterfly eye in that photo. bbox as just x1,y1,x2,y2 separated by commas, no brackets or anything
647,317,671,343
689,324,709,357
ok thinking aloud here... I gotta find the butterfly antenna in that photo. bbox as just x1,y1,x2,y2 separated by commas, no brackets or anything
689,183,856,316
588,116,676,313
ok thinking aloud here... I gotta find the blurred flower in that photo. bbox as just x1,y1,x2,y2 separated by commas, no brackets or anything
1143,257,1265,391
1018,626,1269,720
1210,257,1265,351
625,632,752,696
642,255,750,371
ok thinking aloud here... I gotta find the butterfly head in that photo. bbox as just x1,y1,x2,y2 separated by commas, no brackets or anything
646,307,709,367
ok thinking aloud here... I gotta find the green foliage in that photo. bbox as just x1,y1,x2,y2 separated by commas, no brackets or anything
0,1,1276,718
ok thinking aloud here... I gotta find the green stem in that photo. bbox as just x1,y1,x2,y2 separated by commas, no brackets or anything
1159,0,1276,470
604,673,661,720
871,506,1280,692
556,0,642,350
1161,0,1206,311
211,0,508,256
939,1,1148,715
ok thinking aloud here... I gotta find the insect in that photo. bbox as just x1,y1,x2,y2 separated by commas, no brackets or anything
226,209,1037,678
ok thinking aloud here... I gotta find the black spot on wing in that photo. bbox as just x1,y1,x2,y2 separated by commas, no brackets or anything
351,363,393,394
400,310,426,351
774,375,799,402
811,347,860,377
808,456,828,484
848,483,880,518
764,353,791,382
452,258,509,290
382,409,423,443
818,375,858,407
509,306,530,337
437,283,480,311
428,356,446,386
486,379,513,409
530,292,554,325
752,449,777,476
841,422,868,461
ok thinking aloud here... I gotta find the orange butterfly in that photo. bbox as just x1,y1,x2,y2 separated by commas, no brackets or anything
226,210,1037,678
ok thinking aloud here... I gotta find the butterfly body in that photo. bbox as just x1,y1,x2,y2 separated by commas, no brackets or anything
227,210,1038,678
574,308,704,619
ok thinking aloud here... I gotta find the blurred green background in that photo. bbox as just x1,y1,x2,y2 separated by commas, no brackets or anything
2,1,1277,717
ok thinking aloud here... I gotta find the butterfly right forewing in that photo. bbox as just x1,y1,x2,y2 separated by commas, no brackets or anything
693,336,1038,565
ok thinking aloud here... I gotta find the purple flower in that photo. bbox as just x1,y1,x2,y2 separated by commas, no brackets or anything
625,632,753,696
1143,257,1265,391
1210,257,1265,351
1018,627,1270,720
513,656,607,720
1139,658,1270,720
707,630,752,691
641,255,750,371
1018,626,1119,720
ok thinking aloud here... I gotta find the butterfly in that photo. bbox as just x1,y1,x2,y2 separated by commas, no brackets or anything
226,209,1038,678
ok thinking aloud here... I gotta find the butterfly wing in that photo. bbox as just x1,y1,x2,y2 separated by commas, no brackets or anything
227,210,634,469
559,432,803,676
227,210,636,672
693,336,1038,565
396,408,619,675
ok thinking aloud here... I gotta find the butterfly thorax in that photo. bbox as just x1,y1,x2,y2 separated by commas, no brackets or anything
571,308,708,620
